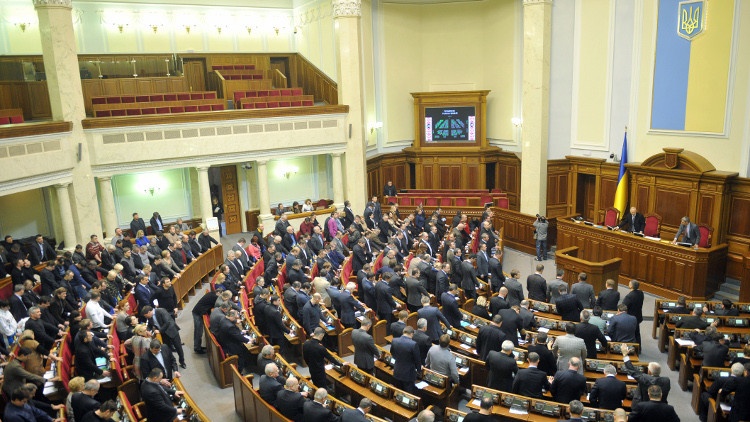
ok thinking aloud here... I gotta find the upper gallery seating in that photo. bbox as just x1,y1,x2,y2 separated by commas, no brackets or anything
0,108,24,124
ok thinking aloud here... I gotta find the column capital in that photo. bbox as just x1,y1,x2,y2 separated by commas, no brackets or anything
98,176,112,182
54,182,71,189
33,0,73,9
257,159,268,166
523,0,553,5
196,166,210,172
332,0,362,18
331,152,344,158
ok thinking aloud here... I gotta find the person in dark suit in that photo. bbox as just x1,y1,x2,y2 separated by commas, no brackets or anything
149,212,164,233
476,243,489,281
10,285,29,322
460,259,480,300
488,251,505,293
74,330,110,381
440,284,463,328
628,385,680,422
303,328,339,390
130,213,147,237
571,273,596,309
29,235,56,266
140,368,183,421
375,274,399,333
621,349,671,406
216,310,253,374
623,279,645,345
275,376,309,422
133,275,153,313
551,357,587,404
265,296,291,354
675,307,711,329
528,332,557,376
673,216,701,247
596,279,620,311
352,238,370,275
498,306,526,347
526,264,547,302
471,296,492,320
699,362,743,422
390,311,408,339
140,339,180,382
698,332,729,367
575,310,608,359
302,388,340,422
555,285,584,322
476,315,506,361
608,303,638,343
259,363,286,406
405,270,429,313
352,318,379,373
512,352,550,398
490,287,511,315
616,207,646,233
341,398,372,422
391,326,422,393
383,181,397,197
417,295,451,342
486,340,518,392
588,364,627,410
338,285,364,330
504,270,525,307
142,306,185,368
413,319,433,363
71,380,102,422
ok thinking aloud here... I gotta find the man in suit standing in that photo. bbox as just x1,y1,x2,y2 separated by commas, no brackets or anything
302,293,324,336
528,332,557,376
130,213,147,237
571,272,596,309
275,376,309,422
512,352,550,398
575,310,608,359
352,238,370,275
418,295,451,343
352,318,379,374
460,259,480,300
141,368,184,421
266,296,292,354
391,311,408,338
142,306,185,368
673,216,701,247
547,269,567,304
621,348,671,406
376,274,399,333
435,262,450,303
628,385,680,422
476,314,506,360
413,318,433,363
623,279,645,345
589,364,627,410
302,388,340,422
552,323,587,373
551,357,587,404
486,340,518,392
555,285,584,322
302,327,339,390
440,284,463,329
341,398,372,422
405,268,429,313
596,279,620,311
149,212,164,233
140,339,180,382
490,287,511,316
616,207,646,233
609,303,638,343
29,234,56,266
519,300,537,331
504,270,525,307
526,264,547,302
488,250,505,293
476,243,489,282
339,284,364,330
391,326,422,393
498,306,526,347
425,334,460,387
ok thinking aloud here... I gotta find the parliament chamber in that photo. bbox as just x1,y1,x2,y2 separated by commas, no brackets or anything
1,0,750,421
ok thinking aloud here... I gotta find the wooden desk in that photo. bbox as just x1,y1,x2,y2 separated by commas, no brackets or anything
554,246,622,293
557,216,728,299
325,368,420,422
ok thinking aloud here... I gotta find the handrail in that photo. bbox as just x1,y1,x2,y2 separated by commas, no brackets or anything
172,245,224,307
272,68,288,89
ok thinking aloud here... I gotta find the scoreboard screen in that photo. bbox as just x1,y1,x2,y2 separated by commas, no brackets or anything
424,106,476,142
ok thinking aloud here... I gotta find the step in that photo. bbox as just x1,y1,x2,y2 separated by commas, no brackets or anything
724,278,741,287
720,283,741,295
712,290,739,302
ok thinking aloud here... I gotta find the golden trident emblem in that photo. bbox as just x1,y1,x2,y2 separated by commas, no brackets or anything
681,5,701,35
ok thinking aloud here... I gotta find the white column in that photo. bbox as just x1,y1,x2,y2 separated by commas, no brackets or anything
333,0,368,212
520,0,553,216
55,183,77,251
257,160,275,231
196,166,214,227
331,152,345,209
98,176,118,239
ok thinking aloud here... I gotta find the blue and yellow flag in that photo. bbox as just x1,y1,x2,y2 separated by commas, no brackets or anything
613,131,628,216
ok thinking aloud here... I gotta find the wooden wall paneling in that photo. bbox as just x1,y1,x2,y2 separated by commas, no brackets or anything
152,78,168,93
466,165,480,189
119,79,137,94
653,187,691,228
169,77,187,92
136,79,152,94
422,165,433,188
101,79,119,95
220,165,242,235
26,82,51,118
697,194,714,226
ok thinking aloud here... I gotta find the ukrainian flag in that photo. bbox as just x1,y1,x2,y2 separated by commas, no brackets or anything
651,0,734,133
613,132,628,216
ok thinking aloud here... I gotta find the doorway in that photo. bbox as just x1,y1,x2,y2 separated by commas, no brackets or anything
183,59,206,92
219,165,242,235
575,174,596,221
270,57,290,85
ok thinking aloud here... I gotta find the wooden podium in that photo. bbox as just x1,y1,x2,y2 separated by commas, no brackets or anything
555,246,622,293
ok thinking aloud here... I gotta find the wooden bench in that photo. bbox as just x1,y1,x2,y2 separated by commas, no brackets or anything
204,315,239,388
0,108,24,124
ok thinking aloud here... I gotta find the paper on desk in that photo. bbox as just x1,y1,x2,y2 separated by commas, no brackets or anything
627,375,635,380
43,386,57,395
538,327,549,333
472,399,481,406
98,376,112,383
243,335,252,343
675,339,695,347
415,381,429,390
44,371,54,378
605,336,611,341
458,368,469,375
721,403,732,412
509,408,529,415
468,325,477,330
44,381,55,387
325,364,333,370
459,343,471,349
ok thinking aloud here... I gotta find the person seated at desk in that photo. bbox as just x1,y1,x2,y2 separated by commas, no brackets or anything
470,296,491,320
672,216,700,248
675,307,713,330
615,207,645,233
669,296,691,315
302,388,340,422
713,299,740,316
463,397,494,421
275,376,309,422
259,363,287,406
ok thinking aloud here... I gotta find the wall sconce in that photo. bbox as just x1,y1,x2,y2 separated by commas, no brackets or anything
368,122,383,134
16,22,31,32
116,24,128,33
150,25,161,33
274,26,280,35
245,26,253,35
294,26,299,34
143,185,161,196
279,166,298,179
511,117,522,128
184,25,193,34
216,25,226,34
131,59,137,78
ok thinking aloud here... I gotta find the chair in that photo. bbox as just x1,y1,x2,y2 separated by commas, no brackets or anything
266,101,279,108
440,197,452,206
279,100,291,107
170,106,185,113
698,225,713,248
126,108,141,116
242,102,254,109
497,197,509,209
426,197,438,206
480,195,493,206
212,104,225,111
94,110,109,118
254,102,268,109
301,99,314,106
643,213,662,237
9,115,24,124
252,74,263,79
455,198,468,207
291,88,303,96
290,99,302,107
91,97,106,105
190,92,203,100
106,97,121,104
111,109,126,116
268,90,280,97
177,93,190,100
135,95,149,102
156,107,170,114
164,93,177,101
149,94,164,102
197,104,211,111
241,74,252,80
0,116,10,124
185,105,199,112
316,199,329,209
121,96,136,103
141,107,156,115
399,196,411,206
604,207,620,227
204,92,217,99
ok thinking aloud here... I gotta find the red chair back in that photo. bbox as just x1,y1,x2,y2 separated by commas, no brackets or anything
698,225,713,248
643,213,662,237
604,207,620,227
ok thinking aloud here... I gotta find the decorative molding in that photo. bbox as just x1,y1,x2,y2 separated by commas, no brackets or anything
32,0,72,8
0,170,72,197
332,0,361,17
628,0,644,159
523,0,553,5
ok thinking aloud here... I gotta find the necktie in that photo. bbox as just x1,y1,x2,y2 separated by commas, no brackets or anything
686,225,690,237
40,244,44,259
152,314,160,329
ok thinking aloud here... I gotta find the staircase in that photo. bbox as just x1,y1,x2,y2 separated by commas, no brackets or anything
711,278,741,302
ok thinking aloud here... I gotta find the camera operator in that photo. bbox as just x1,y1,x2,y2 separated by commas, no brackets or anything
533,215,549,262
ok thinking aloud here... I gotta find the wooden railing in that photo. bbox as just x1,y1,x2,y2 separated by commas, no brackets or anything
271,68,288,89
292,54,338,105
172,244,224,308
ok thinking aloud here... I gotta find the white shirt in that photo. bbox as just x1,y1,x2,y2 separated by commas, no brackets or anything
0,309,17,336
86,300,107,329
